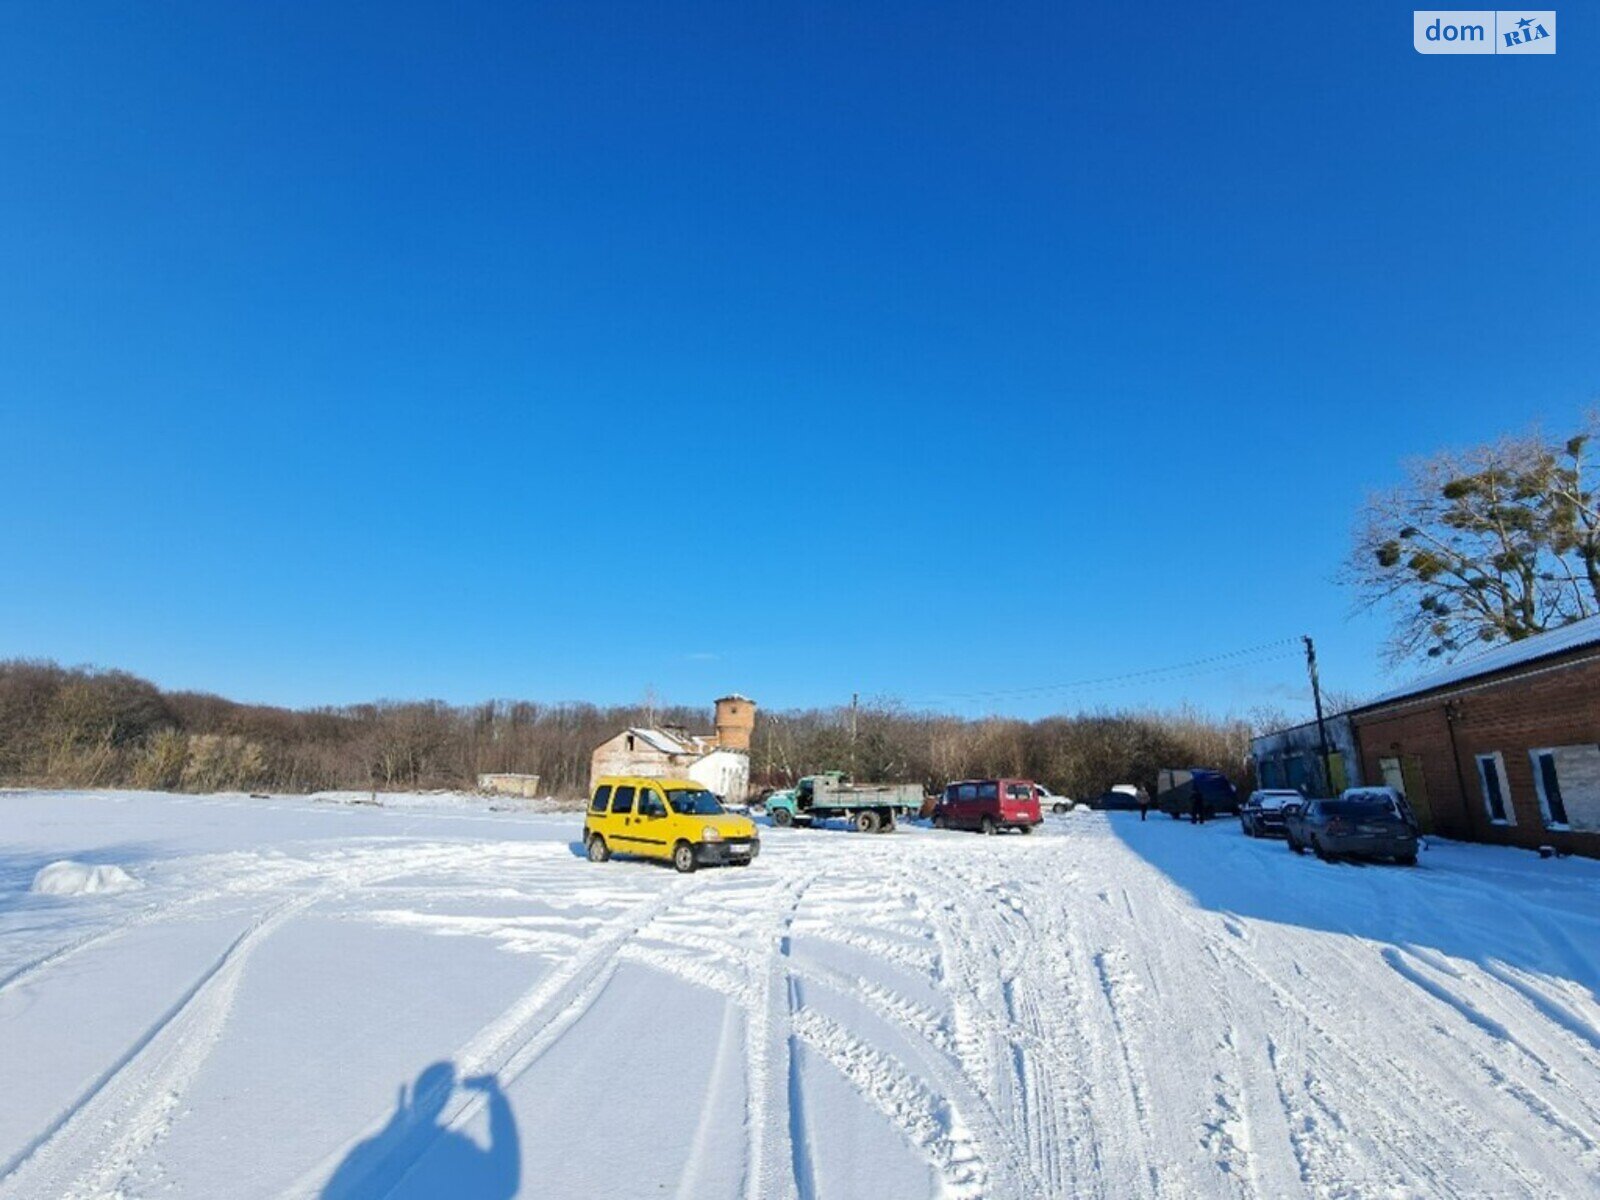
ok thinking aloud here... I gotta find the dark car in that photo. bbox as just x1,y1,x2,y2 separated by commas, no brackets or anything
1240,789,1303,838
1156,768,1238,819
934,778,1043,834
1086,787,1143,811
1285,789,1418,864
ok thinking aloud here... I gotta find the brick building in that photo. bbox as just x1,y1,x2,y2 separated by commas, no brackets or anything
1347,616,1600,858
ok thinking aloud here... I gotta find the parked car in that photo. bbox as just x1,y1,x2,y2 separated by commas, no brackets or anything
1284,789,1418,864
584,775,760,872
1240,789,1303,838
1156,768,1238,819
1086,787,1144,811
1036,783,1075,813
934,778,1043,834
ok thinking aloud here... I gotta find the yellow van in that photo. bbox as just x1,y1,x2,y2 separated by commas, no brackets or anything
583,776,760,873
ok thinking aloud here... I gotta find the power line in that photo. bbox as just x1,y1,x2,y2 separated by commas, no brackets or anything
904,637,1303,706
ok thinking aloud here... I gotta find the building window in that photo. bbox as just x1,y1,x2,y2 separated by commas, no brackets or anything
1474,753,1512,825
1532,751,1569,827
1528,747,1600,832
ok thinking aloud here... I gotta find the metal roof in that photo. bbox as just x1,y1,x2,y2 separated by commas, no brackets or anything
625,727,708,755
1359,613,1600,708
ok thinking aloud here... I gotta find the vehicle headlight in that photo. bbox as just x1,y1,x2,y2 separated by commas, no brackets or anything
701,827,723,842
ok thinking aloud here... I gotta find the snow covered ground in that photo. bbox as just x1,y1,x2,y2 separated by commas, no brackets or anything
2,789,1598,1199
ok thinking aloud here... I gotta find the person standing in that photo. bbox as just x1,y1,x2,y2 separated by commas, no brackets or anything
1138,790,1149,821
1189,787,1203,825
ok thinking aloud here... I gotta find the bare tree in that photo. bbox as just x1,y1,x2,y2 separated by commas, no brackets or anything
1349,417,1600,663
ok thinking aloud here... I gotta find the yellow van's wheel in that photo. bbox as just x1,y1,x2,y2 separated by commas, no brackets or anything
673,842,698,873
586,834,610,863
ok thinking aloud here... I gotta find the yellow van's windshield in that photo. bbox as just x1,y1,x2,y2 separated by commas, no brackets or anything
665,788,724,816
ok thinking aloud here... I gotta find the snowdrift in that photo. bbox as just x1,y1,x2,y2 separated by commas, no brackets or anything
30,860,144,897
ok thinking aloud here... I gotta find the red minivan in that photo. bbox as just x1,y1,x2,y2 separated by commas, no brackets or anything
934,778,1043,835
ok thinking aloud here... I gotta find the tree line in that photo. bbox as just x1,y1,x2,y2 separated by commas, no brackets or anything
0,660,1253,801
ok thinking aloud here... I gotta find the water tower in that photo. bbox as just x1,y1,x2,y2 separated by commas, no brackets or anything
714,694,756,752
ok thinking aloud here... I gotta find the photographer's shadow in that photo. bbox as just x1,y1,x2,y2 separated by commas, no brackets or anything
322,1061,520,1199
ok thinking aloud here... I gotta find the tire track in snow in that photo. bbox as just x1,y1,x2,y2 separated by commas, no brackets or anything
1,880,371,1198
609,850,1017,1199
0,844,496,1200
673,997,747,1200
1310,855,1600,1188
1151,861,1576,1198
1173,897,1497,1194
288,868,720,1199
1382,949,1600,1166
0,849,374,1001
1479,958,1600,1054
910,857,1081,1198
742,871,817,1200
0,904,291,1198
622,917,1010,1199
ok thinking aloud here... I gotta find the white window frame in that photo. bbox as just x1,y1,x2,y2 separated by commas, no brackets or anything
1529,748,1571,831
1474,752,1514,826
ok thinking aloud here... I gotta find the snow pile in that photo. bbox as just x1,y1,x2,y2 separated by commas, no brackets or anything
30,860,144,896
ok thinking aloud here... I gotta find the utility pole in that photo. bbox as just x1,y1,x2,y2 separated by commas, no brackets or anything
850,692,859,779
1303,635,1332,795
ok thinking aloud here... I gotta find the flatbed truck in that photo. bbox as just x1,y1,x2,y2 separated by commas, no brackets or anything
763,772,923,833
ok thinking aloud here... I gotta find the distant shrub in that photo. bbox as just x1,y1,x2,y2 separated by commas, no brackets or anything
180,734,267,792
133,728,189,790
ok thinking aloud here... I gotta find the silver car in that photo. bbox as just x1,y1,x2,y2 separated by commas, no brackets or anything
1037,784,1075,814
1285,790,1419,865
1240,789,1303,838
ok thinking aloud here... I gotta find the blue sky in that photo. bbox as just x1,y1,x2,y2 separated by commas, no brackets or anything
3,3,1597,720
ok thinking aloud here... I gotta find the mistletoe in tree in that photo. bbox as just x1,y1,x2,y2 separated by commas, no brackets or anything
1349,414,1600,662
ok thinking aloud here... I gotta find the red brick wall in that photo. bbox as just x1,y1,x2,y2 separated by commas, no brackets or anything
1352,652,1600,859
